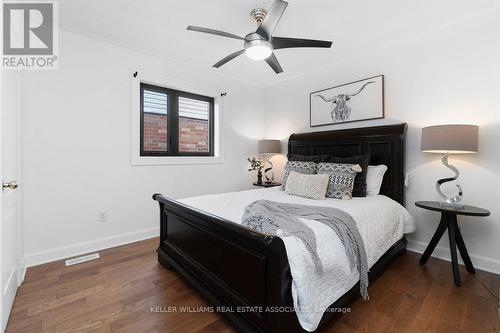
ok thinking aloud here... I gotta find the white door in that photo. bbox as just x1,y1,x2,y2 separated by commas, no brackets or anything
0,70,21,332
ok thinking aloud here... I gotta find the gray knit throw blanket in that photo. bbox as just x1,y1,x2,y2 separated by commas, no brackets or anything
241,200,369,300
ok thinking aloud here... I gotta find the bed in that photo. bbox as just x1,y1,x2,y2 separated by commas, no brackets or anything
153,123,411,333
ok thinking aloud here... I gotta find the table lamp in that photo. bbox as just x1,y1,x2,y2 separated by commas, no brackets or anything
421,124,479,208
258,139,281,183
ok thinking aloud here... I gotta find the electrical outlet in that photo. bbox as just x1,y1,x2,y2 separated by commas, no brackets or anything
404,173,410,187
98,212,108,222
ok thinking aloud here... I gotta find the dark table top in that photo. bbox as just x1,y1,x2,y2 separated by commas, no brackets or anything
253,182,282,188
415,201,490,217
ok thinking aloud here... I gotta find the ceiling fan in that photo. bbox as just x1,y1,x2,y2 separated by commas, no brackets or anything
187,0,332,74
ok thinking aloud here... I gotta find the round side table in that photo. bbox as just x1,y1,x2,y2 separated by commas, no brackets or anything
415,201,490,286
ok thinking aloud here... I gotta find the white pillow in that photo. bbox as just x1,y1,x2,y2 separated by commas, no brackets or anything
285,171,330,200
366,165,388,196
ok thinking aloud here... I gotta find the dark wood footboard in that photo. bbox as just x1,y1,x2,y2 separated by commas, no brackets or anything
153,193,302,333
153,193,407,333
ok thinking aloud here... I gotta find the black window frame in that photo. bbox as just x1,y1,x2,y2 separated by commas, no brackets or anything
140,82,215,157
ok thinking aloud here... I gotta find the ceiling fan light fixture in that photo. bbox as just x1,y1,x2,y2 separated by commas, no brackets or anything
244,40,272,60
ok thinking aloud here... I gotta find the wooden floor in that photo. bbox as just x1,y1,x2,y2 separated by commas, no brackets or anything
6,238,500,333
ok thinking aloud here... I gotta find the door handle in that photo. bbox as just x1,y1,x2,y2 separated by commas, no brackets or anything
2,181,18,190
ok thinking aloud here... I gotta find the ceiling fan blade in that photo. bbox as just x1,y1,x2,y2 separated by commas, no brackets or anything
272,37,332,50
213,49,245,68
265,53,283,74
256,0,288,40
187,25,244,40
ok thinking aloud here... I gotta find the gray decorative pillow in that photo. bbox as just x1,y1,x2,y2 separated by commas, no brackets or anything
317,163,362,199
285,171,330,200
283,161,317,188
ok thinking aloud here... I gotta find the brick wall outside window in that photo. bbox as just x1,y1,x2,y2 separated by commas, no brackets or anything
179,117,209,152
143,113,167,152
143,113,209,152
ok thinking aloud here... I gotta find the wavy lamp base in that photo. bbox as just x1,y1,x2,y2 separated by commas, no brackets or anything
439,201,465,209
436,153,464,209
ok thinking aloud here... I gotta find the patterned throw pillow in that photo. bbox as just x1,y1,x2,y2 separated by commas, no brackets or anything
329,154,370,197
283,161,317,188
317,163,362,199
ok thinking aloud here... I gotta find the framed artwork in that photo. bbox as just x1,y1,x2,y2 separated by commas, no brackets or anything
310,75,384,127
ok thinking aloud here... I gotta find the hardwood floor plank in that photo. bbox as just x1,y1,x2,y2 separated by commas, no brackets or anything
6,238,500,333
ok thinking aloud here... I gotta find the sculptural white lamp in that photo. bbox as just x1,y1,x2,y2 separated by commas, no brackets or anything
258,139,282,183
421,124,479,208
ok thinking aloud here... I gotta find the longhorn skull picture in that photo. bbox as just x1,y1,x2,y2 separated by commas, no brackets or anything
315,81,375,122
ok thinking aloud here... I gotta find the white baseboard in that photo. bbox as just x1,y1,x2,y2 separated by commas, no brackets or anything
17,258,26,285
2,264,20,332
24,227,160,267
22,232,500,274
407,238,500,275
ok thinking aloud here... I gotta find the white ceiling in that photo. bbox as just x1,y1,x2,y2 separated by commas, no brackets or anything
60,0,499,87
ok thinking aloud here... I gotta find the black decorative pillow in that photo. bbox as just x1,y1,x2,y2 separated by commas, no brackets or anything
287,154,330,163
317,163,362,199
329,154,370,197
283,161,317,188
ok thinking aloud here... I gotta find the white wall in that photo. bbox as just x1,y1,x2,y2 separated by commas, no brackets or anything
262,8,500,273
20,7,500,273
21,31,265,266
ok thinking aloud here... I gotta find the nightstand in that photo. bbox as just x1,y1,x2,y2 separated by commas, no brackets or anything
415,201,490,286
252,182,282,188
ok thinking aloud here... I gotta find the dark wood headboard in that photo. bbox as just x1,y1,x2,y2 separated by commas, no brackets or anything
288,123,407,205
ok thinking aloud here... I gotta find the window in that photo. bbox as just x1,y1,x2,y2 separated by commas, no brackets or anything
131,71,223,165
140,83,214,156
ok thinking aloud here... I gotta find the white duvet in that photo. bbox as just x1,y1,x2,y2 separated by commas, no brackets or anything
179,187,415,331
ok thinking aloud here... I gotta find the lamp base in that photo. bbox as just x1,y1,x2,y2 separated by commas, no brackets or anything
264,154,274,183
439,202,465,210
436,153,464,206
264,167,274,183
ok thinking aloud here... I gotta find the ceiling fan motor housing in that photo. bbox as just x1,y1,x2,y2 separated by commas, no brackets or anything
245,33,272,47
